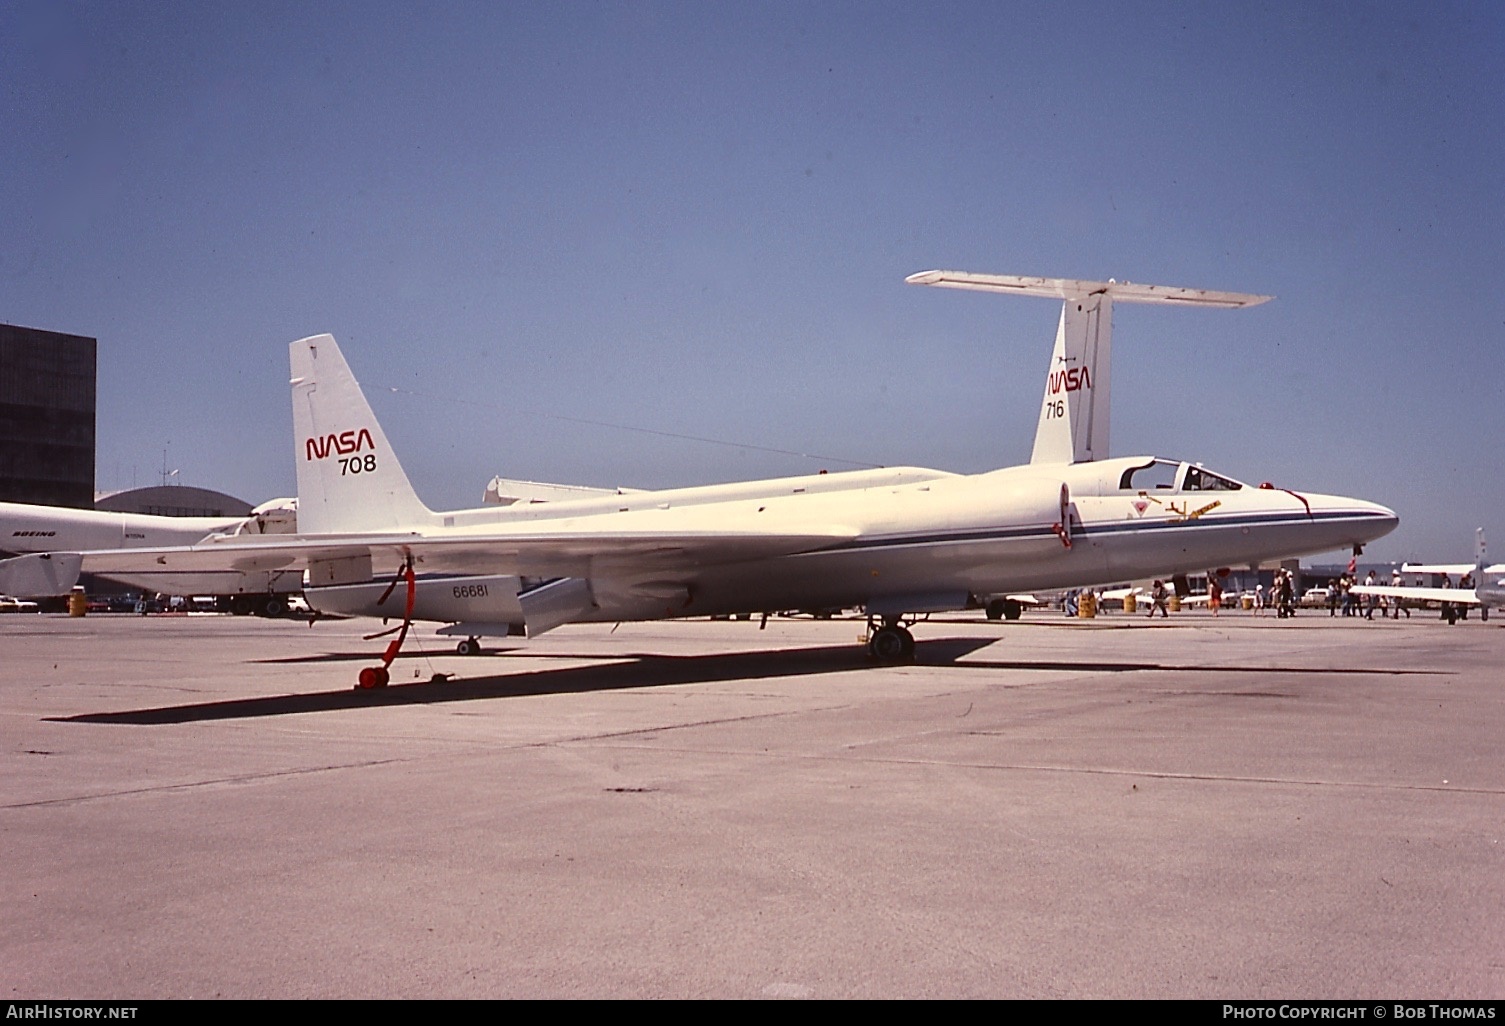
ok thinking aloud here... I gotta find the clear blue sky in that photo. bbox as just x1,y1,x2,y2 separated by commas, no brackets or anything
4,1,1501,563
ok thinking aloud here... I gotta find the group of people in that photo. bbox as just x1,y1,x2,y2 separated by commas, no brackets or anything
1076,568,1448,622
1063,567,1483,624
1439,571,1473,623
1326,570,1414,620
1144,570,1300,618
1250,568,1298,618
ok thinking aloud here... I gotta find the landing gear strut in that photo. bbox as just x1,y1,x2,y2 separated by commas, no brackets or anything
865,615,915,662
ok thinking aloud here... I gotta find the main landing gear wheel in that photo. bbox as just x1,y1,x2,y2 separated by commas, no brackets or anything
357,666,390,689
985,599,1024,621
456,637,482,656
868,625,915,662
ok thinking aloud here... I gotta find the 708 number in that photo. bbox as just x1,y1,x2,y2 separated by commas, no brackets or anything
340,455,377,475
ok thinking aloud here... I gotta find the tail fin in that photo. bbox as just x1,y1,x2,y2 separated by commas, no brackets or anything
906,271,1272,465
1476,527,1488,577
290,335,433,534
1031,295,1110,464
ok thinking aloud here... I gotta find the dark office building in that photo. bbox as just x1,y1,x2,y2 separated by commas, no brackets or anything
0,324,97,509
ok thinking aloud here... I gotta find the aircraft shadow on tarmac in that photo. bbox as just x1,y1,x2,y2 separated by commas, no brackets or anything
49,637,1443,726
951,658,1444,675
51,638,983,725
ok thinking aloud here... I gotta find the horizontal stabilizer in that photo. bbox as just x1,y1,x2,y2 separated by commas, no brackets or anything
517,577,594,636
908,268,1270,466
906,270,1272,308
0,551,84,597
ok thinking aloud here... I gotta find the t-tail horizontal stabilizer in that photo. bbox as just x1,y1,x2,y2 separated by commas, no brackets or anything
0,551,84,597
906,271,1272,466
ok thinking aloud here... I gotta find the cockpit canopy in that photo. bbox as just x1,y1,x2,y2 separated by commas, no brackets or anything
1118,459,1245,493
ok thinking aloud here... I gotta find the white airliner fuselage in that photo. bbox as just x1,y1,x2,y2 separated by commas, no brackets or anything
0,500,301,606
0,501,247,554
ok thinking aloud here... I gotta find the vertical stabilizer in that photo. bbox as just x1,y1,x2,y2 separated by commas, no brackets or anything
1030,294,1111,464
906,271,1271,465
290,335,433,534
1476,528,1497,620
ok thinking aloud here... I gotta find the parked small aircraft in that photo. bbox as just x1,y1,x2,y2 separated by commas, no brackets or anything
1351,529,1503,622
14,273,1398,684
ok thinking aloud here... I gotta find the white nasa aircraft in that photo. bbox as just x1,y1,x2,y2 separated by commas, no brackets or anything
31,273,1397,685
1351,529,1503,622
0,499,301,611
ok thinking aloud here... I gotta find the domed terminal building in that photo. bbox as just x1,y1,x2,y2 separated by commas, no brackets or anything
94,486,253,518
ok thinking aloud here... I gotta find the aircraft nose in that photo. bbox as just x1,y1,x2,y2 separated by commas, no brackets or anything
1284,489,1397,547
1341,496,1399,543
1366,499,1398,531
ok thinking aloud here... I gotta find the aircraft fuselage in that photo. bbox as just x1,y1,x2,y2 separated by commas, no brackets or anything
305,455,1396,628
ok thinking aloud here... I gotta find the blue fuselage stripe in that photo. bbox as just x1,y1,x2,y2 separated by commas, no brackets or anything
819,510,1390,555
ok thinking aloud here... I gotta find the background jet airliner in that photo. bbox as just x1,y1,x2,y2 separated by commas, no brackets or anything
1351,528,1503,622
0,498,301,611
45,271,1396,686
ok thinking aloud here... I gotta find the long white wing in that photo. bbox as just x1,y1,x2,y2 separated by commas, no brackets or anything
1349,585,1482,605
67,526,859,581
1400,563,1505,576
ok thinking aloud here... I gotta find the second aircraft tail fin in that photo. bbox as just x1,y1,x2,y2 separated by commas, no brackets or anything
290,335,434,535
1031,295,1110,464
906,271,1272,465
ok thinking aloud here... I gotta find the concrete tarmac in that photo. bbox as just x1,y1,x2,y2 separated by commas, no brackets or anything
2,608,1502,998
